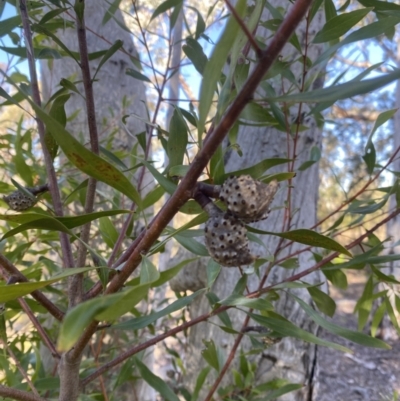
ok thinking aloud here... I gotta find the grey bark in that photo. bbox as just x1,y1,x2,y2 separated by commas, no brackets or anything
178,5,326,401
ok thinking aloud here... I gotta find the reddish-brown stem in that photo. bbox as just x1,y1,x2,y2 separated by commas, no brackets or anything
225,0,262,58
17,297,60,359
0,338,40,396
204,315,250,401
0,253,64,321
0,385,47,401
19,0,74,270
72,3,101,307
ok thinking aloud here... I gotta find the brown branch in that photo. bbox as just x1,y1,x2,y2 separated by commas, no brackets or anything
0,253,64,321
81,204,399,385
0,385,47,401
71,3,102,307
204,315,250,401
19,0,75,271
17,297,60,359
0,339,40,397
70,0,316,362
225,0,262,58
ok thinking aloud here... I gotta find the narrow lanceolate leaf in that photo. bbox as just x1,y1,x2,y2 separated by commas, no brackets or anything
271,69,400,104
182,38,208,75
27,100,142,206
150,0,183,21
307,286,336,317
291,294,390,349
44,93,70,160
126,68,152,83
113,290,204,330
135,358,180,401
0,267,98,303
249,313,351,353
167,108,188,169
313,8,372,43
274,229,351,257
93,40,123,80
198,0,246,138
256,383,304,401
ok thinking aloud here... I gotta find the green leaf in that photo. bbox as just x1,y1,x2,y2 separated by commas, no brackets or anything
279,258,299,269
322,268,348,289
126,68,151,83
0,267,97,303
143,160,177,194
291,294,390,349
113,290,205,330
198,0,246,138
223,158,291,181
0,16,21,38
249,312,351,353
254,383,304,401
25,98,142,206
99,216,119,249
363,109,398,174
167,108,188,169
93,40,123,81
135,358,180,401
182,38,208,75
313,8,372,43
201,340,223,372
192,367,211,401
102,0,122,25
220,295,274,311
140,257,160,284
315,16,400,66
272,229,351,257
150,0,183,21
174,234,209,256
45,93,70,160
207,259,221,287
0,210,131,230
32,23,80,63
298,146,321,171
370,301,386,337
58,292,122,351
307,286,336,317
293,70,400,106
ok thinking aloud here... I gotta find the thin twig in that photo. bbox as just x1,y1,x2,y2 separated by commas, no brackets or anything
225,0,262,58
0,339,41,397
17,298,60,358
19,0,75,271
71,3,102,307
0,253,64,321
0,385,47,401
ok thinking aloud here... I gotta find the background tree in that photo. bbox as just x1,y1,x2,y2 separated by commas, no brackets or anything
0,1,400,401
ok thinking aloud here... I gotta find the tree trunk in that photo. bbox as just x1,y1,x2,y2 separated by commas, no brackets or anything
183,5,326,401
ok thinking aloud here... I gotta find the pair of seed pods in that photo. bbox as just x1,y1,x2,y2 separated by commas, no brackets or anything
203,175,278,267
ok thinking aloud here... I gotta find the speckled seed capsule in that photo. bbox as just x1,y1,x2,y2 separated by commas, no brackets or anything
203,202,256,267
3,190,37,211
219,175,278,223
